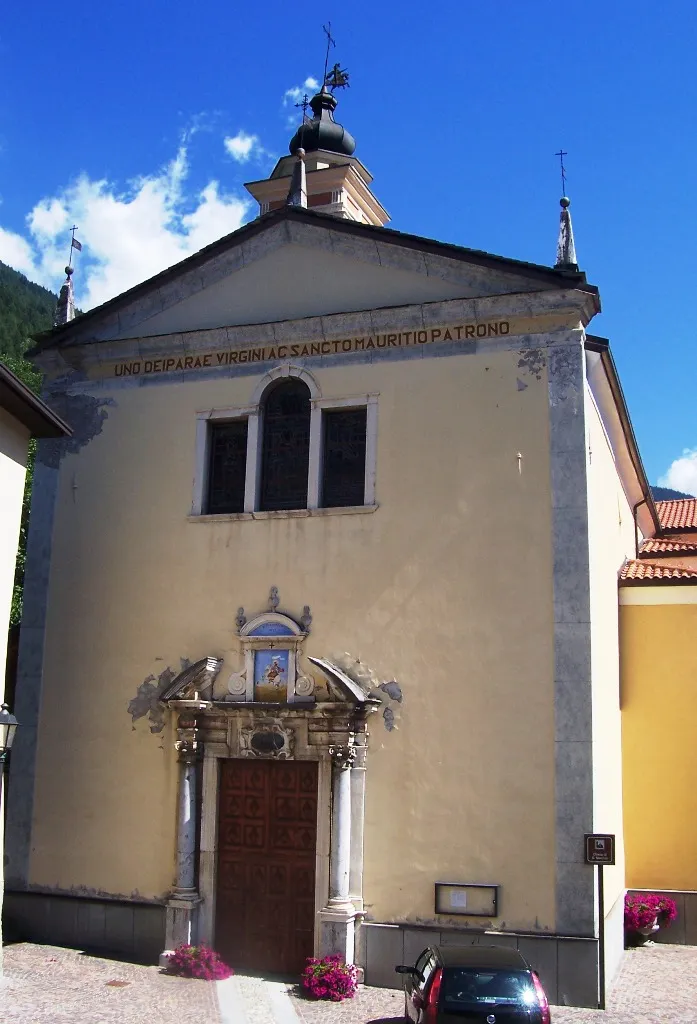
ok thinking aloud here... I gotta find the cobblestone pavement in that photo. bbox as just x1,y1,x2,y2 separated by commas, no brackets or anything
3,941,697,1023
0,943,219,1024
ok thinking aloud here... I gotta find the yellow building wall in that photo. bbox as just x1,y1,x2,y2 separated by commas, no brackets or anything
30,347,557,931
621,597,697,890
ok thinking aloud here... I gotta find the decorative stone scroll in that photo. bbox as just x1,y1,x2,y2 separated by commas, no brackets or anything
240,722,295,759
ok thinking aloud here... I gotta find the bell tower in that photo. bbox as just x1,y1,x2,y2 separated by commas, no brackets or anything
245,69,389,226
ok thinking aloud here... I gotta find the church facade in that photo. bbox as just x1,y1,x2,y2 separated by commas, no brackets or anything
4,84,657,1007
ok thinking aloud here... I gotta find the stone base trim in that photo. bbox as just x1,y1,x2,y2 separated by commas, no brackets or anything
3,891,165,965
628,888,697,946
163,893,202,959
358,921,601,1009
318,906,358,964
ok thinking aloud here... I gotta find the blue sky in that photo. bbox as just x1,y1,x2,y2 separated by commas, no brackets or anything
1,1,695,491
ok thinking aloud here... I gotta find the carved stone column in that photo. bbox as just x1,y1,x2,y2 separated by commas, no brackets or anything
328,743,355,909
319,740,358,963
160,716,202,966
174,744,197,895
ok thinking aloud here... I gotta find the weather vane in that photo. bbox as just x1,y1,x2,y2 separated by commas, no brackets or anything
67,225,82,268
325,62,350,91
321,23,349,92
555,149,568,197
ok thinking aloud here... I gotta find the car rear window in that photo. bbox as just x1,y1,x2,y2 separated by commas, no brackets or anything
440,967,537,1010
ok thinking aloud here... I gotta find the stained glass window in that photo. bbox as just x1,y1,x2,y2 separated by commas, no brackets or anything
321,408,367,508
206,420,248,514
259,380,311,511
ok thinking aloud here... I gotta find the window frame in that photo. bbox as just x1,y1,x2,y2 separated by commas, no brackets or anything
191,405,256,516
312,395,377,510
191,368,378,517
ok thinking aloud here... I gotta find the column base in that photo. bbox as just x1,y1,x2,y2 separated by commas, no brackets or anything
160,893,202,967
319,904,358,964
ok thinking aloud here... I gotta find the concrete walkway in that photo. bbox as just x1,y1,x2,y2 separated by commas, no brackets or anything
3,941,697,1023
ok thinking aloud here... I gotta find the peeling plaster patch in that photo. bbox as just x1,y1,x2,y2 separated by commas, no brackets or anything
378,681,403,703
37,391,116,467
127,667,174,733
516,378,528,391
383,706,395,731
517,347,545,381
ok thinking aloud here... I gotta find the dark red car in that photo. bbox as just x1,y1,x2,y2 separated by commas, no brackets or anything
395,944,551,1023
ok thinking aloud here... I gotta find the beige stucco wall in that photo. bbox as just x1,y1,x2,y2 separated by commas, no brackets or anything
30,346,557,931
0,404,30,974
0,406,29,678
584,382,634,913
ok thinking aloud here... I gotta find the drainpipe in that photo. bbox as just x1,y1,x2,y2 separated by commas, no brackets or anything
632,497,649,558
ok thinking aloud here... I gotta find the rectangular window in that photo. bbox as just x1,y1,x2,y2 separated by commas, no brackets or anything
206,419,248,514
321,407,367,508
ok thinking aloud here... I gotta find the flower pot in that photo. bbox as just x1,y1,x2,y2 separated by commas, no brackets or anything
626,915,660,947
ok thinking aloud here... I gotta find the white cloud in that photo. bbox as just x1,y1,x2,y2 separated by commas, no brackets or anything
0,227,38,276
658,448,697,497
283,76,320,106
0,145,251,310
223,130,261,163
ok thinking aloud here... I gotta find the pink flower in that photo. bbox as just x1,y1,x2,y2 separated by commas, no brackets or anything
624,893,678,935
300,955,358,1001
166,943,233,980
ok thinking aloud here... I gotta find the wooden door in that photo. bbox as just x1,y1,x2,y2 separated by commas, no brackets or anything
215,758,318,975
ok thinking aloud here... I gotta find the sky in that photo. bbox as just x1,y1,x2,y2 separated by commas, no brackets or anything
0,1,695,492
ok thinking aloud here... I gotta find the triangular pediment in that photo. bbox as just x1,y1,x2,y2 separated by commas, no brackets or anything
36,208,595,350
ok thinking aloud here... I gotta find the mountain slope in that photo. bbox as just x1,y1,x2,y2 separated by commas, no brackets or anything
651,486,694,502
0,261,56,360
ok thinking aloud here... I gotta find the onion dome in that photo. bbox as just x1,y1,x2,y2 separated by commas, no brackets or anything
289,88,356,157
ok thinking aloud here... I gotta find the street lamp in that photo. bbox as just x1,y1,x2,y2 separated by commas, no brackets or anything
0,703,18,763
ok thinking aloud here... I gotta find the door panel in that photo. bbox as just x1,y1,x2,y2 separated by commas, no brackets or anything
215,758,318,974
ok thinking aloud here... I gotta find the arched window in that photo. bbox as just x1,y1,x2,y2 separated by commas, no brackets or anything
259,379,311,511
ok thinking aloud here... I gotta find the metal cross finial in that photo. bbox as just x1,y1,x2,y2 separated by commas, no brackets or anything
555,149,568,197
322,22,335,87
294,93,311,152
295,93,311,121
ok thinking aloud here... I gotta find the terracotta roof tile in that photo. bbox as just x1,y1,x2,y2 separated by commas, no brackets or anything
640,537,697,555
656,498,697,531
620,559,697,583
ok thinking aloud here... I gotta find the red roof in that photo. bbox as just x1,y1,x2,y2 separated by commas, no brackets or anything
640,537,697,555
620,559,697,582
656,498,697,531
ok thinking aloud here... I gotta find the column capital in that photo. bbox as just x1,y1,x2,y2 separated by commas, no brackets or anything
329,742,356,771
175,714,201,762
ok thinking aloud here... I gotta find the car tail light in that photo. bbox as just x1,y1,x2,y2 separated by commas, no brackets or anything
424,968,442,1024
531,971,550,1024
